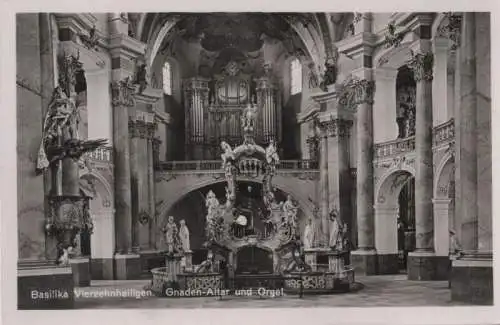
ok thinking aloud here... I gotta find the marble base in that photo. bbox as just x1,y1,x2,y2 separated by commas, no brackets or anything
90,258,114,280
351,250,377,275
69,257,91,287
451,258,493,305
114,254,141,280
18,264,74,309
407,252,449,281
376,254,399,274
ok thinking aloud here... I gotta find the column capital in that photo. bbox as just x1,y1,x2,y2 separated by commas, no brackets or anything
111,77,136,107
319,118,353,138
407,51,434,82
129,119,157,140
436,13,462,51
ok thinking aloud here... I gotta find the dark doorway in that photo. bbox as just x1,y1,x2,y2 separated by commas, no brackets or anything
397,177,416,273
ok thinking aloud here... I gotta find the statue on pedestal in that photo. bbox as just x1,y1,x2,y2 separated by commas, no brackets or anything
163,216,179,253
241,103,258,133
179,219,190,252
328,208,343,250
303,217,315,249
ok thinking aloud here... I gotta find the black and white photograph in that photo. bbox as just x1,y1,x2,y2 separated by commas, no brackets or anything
6,7,496,318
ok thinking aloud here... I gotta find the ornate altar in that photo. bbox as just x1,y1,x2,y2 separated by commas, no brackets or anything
151,105,354,296
183,60,282,160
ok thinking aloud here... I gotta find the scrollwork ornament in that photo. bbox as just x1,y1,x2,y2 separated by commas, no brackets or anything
438,13,462,50
407,51,434,82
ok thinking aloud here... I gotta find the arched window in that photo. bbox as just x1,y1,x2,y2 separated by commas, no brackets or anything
162,61,172,95
290,58,302,95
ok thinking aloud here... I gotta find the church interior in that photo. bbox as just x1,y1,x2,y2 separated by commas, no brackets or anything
16,12,492,308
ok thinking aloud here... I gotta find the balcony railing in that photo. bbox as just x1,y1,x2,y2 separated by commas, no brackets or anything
433,119,455,146
85,146,113,162
374,136,415,158
158,159,318,172
375,119,455,159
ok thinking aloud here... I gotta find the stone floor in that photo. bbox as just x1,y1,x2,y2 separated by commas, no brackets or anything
74,275,469,308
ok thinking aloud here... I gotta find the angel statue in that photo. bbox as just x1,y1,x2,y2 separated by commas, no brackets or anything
265,139,280,166
220,141,235,166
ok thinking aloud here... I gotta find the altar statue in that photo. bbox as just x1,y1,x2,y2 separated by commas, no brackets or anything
329,208,343,250
179,219,190,252
163,216,178,253
265,139,280,166
220,141,235,166
303,217,315,249
283,195,298,228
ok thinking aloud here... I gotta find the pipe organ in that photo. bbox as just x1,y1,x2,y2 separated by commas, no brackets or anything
183,62,282,160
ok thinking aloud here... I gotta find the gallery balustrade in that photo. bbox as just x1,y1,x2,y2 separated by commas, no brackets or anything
374,119,454,159
158,159,319,172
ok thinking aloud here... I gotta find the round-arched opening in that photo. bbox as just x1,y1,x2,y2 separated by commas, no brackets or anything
375,169,415,274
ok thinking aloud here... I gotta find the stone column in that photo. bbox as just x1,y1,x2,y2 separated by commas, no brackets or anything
432,198,451,256
147,132,156,249
451,12,493,305
351,79,377,275
373,204,399,274
109,13,145,279
129,119,141,253
318,130,329,245
406,38,446,280
432,37,450,126
457,14,477,252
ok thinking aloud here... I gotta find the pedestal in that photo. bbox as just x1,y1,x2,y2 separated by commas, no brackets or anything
407,251,449,281
351,249,377,275
182,251,193,272
18,264,74,309
69,257,90,287
165,254,183,283
451,255,493,305
114,253,141,280
328,252,345,276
